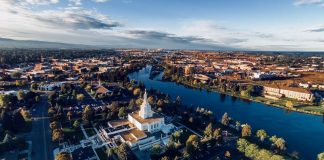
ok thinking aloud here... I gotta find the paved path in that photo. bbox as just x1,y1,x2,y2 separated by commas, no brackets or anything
28,95,53,160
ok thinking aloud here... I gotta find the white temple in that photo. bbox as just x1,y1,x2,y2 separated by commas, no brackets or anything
139,90,153,119
128,90,165,133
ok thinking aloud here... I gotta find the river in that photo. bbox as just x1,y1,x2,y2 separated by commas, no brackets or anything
128,66,324,160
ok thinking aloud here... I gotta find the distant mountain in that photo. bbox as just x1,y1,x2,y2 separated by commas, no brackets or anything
0,37,94,49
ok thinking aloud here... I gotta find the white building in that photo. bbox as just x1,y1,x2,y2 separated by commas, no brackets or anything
128,90,165,133
108,90,172,149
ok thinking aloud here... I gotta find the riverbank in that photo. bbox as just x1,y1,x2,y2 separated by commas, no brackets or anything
162,77,324,116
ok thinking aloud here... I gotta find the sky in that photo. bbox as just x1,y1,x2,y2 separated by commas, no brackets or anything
1,0,324,51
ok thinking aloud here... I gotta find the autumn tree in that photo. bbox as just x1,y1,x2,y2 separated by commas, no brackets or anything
241,124,252,137
55,152,71,160
256,129,268,142
204,123,213,138
221,112,229,126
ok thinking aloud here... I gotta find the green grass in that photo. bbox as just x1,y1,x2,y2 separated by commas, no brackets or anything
95,147,107,160
62,127,85,144
84,128,97,137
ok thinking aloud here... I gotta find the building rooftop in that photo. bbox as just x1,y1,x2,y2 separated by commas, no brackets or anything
120,129,147,143
129,111,163,124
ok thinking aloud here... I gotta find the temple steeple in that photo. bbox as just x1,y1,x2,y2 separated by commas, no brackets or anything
139,89,153,119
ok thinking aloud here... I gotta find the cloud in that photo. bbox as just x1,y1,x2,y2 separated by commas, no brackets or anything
92,0,110,2
293,0,324,6
33,8,121,30
126,30,210,43
305,26,324,32
19,0,59,5
69,0,82,6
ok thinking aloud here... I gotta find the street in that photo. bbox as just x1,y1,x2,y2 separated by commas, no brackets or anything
28,95,53,160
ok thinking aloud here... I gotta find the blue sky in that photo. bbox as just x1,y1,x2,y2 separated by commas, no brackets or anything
1,0,324,51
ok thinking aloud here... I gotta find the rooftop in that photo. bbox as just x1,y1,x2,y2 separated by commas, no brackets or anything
129,111,163,124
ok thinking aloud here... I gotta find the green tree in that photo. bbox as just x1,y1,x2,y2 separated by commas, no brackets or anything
242,124,252,137
256,129,268,142
221,112,229,126
151,144,163,155
270,136,286,151
237,138,249,152
147,96,155,105
118,107,126,118
73,120,80,129
128,99,136,110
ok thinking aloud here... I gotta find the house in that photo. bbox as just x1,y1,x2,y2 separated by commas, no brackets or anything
263,85,314,101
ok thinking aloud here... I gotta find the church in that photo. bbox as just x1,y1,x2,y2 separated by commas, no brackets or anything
107,90,173,150
128,90,165,133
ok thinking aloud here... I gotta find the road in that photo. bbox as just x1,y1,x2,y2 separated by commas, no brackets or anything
28,95,53,160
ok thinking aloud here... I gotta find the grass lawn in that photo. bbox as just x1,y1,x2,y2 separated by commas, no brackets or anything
95,147,107,160
62,127,85,144
84,127,97,137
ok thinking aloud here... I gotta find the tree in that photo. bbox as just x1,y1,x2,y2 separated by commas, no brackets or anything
67,111,73,121
147,96,155,105
237,138,249,152
213,128,222,141
185,135,200,157
76,94,85,103
242,124,252,137
50,121,59,130
116,143,130,160
52,129,64,142
133,88,141,96
128,99,136,110
0,94,11,108
106,148,115,159
221,112,229,126
73,120,80,129
55,152,71,160
285,101,294,108
256,149,273,160
225,151,231,159
151,144,163,155
204,123,213,138
17,90,25,101
270,136,286,151
318,152,324,160
161,156,169,160
256,129,268,142
82,105,93,123
118,107,126,118
157,99,164,108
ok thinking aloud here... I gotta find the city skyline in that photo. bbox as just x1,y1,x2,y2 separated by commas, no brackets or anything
1,0,324,51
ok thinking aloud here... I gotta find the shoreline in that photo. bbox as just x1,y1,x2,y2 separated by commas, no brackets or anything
161,77,324,116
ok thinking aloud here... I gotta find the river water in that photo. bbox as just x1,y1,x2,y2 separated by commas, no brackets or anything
128,66,324,160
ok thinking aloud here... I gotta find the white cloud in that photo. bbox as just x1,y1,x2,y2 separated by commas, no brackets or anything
20,0,59,5
293,0,324,6
69,0,82,6
92,0,110,3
